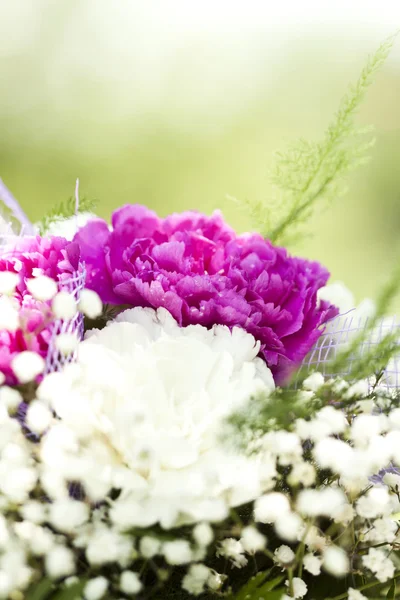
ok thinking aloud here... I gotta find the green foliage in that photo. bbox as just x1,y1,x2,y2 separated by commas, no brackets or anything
26,578,54,600
387,579,397,599
226,387,324,447
38,195,97,235
242,33,397,245
49,579,87,600
229,571,285,600
25,578,88,600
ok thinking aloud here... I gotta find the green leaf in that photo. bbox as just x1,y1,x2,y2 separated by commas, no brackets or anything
49,579,87,600
26,579,54,600
264,591,285,600
38,195,97,236
237,33,397,245
230,572,285,600
257,575,285,593
233,571,270,600
387,579,396,599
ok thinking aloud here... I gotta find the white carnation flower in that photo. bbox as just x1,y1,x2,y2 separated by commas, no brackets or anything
43,307,275,528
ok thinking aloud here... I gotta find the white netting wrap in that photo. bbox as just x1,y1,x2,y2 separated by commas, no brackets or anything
45,266,86,374
299,310,400,391
0,225,29,246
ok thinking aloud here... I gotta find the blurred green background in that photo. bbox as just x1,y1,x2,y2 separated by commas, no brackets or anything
1,1,400,305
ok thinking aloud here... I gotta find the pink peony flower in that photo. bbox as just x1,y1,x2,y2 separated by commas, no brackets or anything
75,205,337,382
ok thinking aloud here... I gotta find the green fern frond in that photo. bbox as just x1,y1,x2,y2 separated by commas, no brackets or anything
38,195,97,236
246,33,397,245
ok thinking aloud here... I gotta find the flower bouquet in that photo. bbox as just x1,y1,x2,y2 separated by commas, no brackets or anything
0,36,399,600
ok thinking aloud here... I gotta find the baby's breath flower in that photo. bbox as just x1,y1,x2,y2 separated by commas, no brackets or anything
20,501,47,524
193,523,214,547
52,291,77,320
0,272,19,295
323,546,349,577
207,570,225,591
139,536,161,559
26,276,58,301
182,564,210,596
274,545,295,565
119,571,142,595
383,472,400,489
356,487,391,519
254,492,290,524
275,512,303,542
303,553,322,576
344,380,369,399
287,462,316,487
362,548,395,583
163,540,192,565
79,289,103,319
49,499,89,533
302,372,324,392
0,386,22,412
0,297,19,332
26,401,52,435
285,577,307,598
84,577,108,600
217,539,247,568
297,488,347,518
55,332,78,355
45,545,75,579
240,526,266,554
11,351,45,384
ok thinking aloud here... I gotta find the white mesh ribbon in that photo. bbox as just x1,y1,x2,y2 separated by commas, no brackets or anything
45,267,86,374
0,178,87,375
299,310,400,391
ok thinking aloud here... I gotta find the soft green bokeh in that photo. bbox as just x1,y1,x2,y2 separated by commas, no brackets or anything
1,4,400,307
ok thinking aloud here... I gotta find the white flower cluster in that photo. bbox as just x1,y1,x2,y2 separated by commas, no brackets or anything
1,303,400,598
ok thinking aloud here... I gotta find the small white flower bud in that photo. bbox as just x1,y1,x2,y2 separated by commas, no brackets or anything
55,333,78,355
79,289,102,319
303,372,324,392
0,386,22,411
163,540,192,565
84,577,108,600
45,545,75,579
0,271,19,295
193,523,214,547
139,536,161,558
12,351,45,383
119,571,142,594
27,276,58,301
52,292,77,320
0,296,19,331
323,546,349,577
26,401,52,434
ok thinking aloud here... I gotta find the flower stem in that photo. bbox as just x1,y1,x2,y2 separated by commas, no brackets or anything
328,572,400,600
